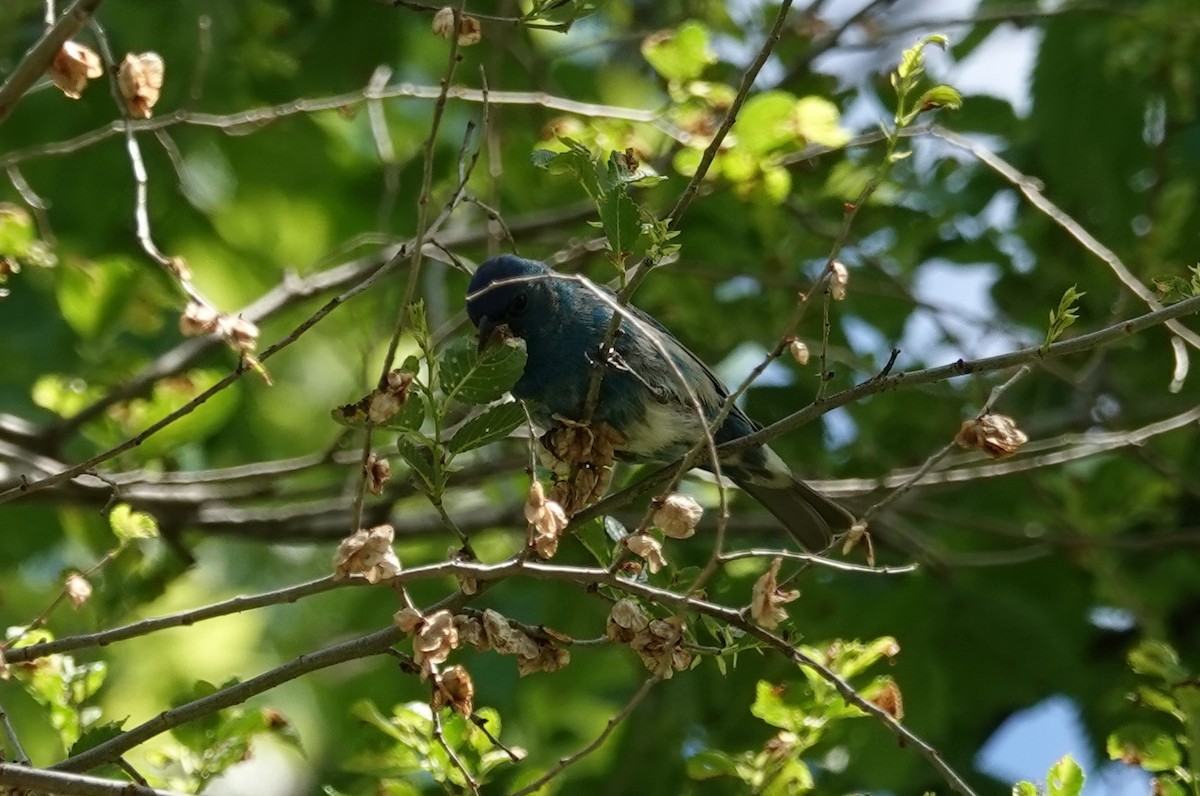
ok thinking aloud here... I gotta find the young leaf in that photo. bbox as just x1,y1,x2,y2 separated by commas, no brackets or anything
447,401,525,454
598,189,640,258
1043,285,1086,353
1106,724,1183,771
686,749,740,780
1046,755,1085,796
109,503,159,541
750,681,801,733
1128,639,1186,680
641,21,716,84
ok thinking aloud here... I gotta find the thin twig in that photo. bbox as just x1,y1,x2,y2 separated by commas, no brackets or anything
571,294,1200,524
53,625,403,772
932,125,1200,366
4,576,355,664
717,549,918,575
0,702,30,765
507,676,659,796
429,663,481,794
0,85,686,171
860,365,1031,522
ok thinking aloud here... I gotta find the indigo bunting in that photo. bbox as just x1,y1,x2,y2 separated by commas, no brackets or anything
466,255,854,550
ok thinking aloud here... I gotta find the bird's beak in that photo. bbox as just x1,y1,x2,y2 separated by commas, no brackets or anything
476,315,497,354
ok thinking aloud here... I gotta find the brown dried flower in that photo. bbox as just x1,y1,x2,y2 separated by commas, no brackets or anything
65,572,92,609
394,606,424,634
955,413,1028,458
625,532,667,573
606,598,649,643
454,613,487,649
456,15,482,46
841,521,874,565
652,493,703,539
332,524,402,583
538,420,624,514
829,261,849,300
179,302,220,337
517,641,570,676
432,7,456,37
218,315,259,352
431,6,482,46
788,339,810,365
629,616,691,678
117,52,164,119
434,664,475,716
365,454,391,496
750,557,800,629
482,608,539,659
368,370,414,423
870,679,904,720
525,480,568,559
413,609,459,672
47,41,103,99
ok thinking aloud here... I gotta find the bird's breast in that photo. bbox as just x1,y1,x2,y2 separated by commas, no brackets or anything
617,399,706,462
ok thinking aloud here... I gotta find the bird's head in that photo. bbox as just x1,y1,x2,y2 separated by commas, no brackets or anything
466,255,553,350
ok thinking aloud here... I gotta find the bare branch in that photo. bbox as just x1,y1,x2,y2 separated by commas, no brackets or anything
932,125,1200,373
53,625,403,773
0,764,189,796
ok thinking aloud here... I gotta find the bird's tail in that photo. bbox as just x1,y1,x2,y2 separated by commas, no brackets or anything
737,476,855,551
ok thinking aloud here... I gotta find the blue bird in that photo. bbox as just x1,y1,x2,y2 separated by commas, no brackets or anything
465,254,854,550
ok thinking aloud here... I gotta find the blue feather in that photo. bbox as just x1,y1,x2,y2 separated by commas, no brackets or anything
466,255,854,549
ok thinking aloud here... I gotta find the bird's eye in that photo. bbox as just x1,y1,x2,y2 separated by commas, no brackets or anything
510,294,528,314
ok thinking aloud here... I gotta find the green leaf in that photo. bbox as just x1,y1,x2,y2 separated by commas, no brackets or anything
380,393,426,432
531,139,603,198
1150,777,1188,796
828,636,901,680
1106,724,1183,771
598,188,640,257
735,92,799,155
686,749,740,780
397,435,443,494
1012,782,1040,796
750,681,801,732
762,757,813,795
793,96,850,148
1128,639,1186,681
1046,755,1084,796
438,337,527,405
1042,285,1086,353
68,719,125,757
170,680,222,752
55,257,141,340
448,401,526,454
0,205,35,256
641,21,716,83
917,84,964,111
1134,686,1184,720
897,33,949,80
31,374,103,419
109,503,160,541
